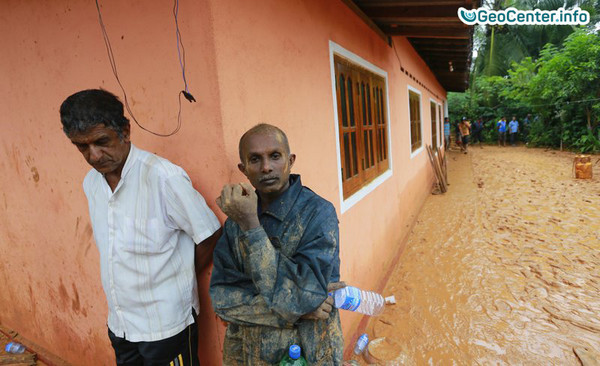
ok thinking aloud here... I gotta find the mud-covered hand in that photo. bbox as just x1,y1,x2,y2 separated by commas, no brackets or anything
301,281,347,320
216,183,260,231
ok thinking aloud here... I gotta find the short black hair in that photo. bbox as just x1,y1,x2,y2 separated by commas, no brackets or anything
238,123,290,162
60,89,130,138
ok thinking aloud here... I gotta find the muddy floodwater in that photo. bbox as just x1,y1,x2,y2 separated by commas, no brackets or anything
358,146,600,365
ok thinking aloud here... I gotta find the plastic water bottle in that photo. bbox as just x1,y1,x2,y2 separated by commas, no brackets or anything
354,333,369,355
5,342,25,354
279,344,307,366
332,286,385,316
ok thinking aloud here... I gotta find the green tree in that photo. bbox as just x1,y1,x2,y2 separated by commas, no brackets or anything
450,30,600,152
473,0,597,77
529,30,600,151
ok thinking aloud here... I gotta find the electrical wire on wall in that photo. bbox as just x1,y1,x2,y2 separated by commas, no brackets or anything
94,0,196,137
174,0,194,102
391,38,403,70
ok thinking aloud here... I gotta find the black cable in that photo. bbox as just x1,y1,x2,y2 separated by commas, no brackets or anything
173,0,193,101
94,0,185,137
391,38,403,69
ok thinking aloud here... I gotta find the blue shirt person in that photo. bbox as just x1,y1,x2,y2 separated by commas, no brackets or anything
210,124,344,365
508,116,519,145
443,117,451,148
444,117,451,136
497,117,507,146
497,119,507,133
509,118,519,133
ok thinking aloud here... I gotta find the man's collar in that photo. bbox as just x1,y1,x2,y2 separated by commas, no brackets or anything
258,174,302,221
119,143,137,181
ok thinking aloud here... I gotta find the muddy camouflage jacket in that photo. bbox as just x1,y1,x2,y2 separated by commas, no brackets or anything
210,174,343,365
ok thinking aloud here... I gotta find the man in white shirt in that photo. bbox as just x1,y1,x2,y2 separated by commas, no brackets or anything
60,89,221,365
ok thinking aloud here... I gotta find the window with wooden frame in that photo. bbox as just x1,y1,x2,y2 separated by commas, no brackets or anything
409,90,422,152
430,101,438,149
334,55,389,199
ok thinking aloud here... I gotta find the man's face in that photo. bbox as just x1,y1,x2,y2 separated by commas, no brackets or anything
238,132,295,200
68,124,130,175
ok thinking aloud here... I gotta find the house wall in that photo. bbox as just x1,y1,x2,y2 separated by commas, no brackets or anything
0,0,446,364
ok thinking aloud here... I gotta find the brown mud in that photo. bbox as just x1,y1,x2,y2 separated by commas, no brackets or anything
358,146,600,365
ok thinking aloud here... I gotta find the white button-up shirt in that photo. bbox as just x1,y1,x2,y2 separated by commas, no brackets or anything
83,144,220,342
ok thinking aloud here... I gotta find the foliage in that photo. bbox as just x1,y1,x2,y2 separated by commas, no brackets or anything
473,0,598,77
449,29,600,153
529,30,600,150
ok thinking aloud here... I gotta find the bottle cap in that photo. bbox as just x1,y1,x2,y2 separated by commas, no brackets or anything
289,344,301,360
384,295,396,304
5,342,18,352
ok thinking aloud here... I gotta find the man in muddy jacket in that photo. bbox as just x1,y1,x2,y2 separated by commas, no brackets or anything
210,123,344,365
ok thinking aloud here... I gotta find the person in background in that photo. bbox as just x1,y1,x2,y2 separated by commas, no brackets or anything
471,117,485,148
522,113,531,142
443,117,451,148
458,117,471,154
509,116,519,146
497,117,507,147
60,89,221,366
210,124,345,365
454,119,462,150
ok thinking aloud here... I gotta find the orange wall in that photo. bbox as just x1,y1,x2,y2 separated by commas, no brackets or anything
0,0,446,364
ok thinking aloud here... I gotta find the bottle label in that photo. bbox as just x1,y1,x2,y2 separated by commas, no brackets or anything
339,286,361,311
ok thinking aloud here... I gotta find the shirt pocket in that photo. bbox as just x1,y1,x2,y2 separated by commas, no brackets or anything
120,216,167,254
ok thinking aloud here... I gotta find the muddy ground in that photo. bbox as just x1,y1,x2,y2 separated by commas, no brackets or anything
358,146,600,365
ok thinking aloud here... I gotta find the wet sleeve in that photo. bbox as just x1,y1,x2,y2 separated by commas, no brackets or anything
210,224,289,328
239,203,339,324
163,174,221,244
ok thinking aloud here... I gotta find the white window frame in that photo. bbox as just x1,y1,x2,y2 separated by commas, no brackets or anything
329,41,393,214
443,101,449,149
429,97,440,150
429,98,443,148
438,102,444,148
407,85,423,158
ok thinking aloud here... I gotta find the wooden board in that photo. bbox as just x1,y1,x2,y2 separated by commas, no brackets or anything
427,145,447,193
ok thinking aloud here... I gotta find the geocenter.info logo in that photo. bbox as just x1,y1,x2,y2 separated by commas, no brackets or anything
458,7,590,25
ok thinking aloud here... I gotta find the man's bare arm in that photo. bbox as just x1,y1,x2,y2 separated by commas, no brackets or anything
195,228,223,274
